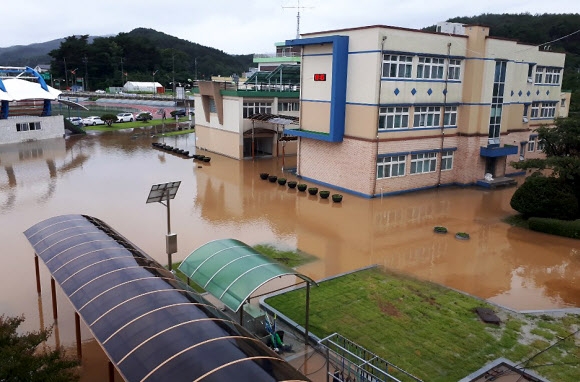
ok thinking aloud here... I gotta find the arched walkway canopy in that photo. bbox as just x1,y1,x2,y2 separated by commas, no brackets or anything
178,239,316,312
24,215,309,382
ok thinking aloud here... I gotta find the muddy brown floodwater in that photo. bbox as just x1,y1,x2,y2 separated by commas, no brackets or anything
1,129,579,381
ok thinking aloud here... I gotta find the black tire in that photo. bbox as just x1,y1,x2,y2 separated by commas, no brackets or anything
130,118,133,122
92,122,96,126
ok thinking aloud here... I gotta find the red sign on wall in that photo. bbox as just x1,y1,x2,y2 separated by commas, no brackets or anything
314,73,326,81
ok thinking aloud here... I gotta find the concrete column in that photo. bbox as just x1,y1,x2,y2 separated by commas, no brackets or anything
34,254,41,294
50,277,58,321
75,312,82,362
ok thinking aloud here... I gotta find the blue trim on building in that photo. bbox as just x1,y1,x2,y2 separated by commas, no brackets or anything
530,117,555,121
0,100,8,119
25,66,49,91
378,102,461,107
346,101,378,107
480,145,518,157
529,134,538,138
0,78,6,92
382,50,465,60
301,99,331,103
302,53,333,57
506,171,526,177
298,175,372,198
377,152,410,158
286,35,349,143
349,50,381,55
380,78,462,84
374,182,466,197
378,126,458,132
533,83,561,87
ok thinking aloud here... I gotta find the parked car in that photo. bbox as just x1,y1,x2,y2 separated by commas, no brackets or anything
94,89,106,94
135,111,153,121
170,108,192,117
116,113,134,122
65,117,83,126
81,116,105,126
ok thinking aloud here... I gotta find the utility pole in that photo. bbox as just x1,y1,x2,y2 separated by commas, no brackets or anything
82,56,88,91
172,51,175,102
120,58,124,86
194,58,197,81
63,58,68,89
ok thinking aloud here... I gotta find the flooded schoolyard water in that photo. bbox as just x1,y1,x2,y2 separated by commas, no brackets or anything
1,128,579,380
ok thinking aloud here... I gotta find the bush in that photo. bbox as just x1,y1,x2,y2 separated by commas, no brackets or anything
101,113,117,126
510,175,578,220
529,217,580,239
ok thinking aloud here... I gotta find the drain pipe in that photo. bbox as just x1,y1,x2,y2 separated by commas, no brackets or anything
373,35,387,197
437,42,452,188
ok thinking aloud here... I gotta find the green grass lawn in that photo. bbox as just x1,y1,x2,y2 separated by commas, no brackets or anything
84,117,191,132
265,267,580,382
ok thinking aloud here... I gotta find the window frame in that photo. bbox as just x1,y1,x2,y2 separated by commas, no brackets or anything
382,54,413,79
378,107,409,130
243,102,272,118
413,106,441,128
441,150,454,171
530,102,540,118
443,106,457,127
527,136,536,152
448,59,461,80
410,152,437,174
377,155,406,179
417,57,445,79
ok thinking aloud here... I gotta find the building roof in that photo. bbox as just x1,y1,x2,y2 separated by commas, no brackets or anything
178,238,316,312
0,78,61,101
245,65,301,86
24,215,309,382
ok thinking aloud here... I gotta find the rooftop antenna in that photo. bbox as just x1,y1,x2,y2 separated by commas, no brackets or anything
282,0,313,39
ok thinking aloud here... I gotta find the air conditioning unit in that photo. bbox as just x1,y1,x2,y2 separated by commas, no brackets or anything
523,117,529,123
527,78,533,83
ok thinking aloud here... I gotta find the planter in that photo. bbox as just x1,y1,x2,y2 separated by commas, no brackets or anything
260,173,269,180
332,194,343,203
297,184,307,192
277,178,287,185
287,181,297,189
455,232,470,240
319,190,330,199
434,226,448,234
202,157,211,163
268,175,278,183
308,187,318,196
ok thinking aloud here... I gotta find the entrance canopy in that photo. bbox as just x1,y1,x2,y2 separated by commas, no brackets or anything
24,215,308,382
178,239,316,312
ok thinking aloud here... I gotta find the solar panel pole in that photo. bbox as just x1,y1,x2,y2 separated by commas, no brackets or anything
146,181,180,271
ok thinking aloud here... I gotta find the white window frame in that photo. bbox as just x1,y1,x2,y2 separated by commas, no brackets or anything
243,102,272,118
534,66,544,84
379,107,409,130
377,155,406,179
410,152,437,174
527,136,536,152
382,54,413,79
540,102,556,118
448,59,461,80
413,106,441,128
417,57,445,79
544,68,560,84
443,106,457,127
537,139,545,152
16,122,41,132
441,150,454,171
531,102,540,118
278,102,299,112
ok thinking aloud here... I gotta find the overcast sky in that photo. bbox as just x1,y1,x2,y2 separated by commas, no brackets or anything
2,0,579,54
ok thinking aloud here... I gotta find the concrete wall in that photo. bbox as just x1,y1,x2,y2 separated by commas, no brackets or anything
0,115,64,145
195,125,241,159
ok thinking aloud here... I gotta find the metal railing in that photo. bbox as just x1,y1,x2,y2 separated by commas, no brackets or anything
319,333,424,382
253,52,300,58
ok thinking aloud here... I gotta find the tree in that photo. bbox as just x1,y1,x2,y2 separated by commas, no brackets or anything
101,114,117,126
0,315,79,382
510,174,578,219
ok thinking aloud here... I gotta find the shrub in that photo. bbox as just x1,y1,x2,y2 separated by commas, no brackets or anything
101,113,117,126
319,190,330,198
287,181,297,189
332,194,343,203
277,178,287,185
510,175,578,220
434,226,448,234
528,217,580,239
308,187,318,196
297,184,307,192
455,232,470,239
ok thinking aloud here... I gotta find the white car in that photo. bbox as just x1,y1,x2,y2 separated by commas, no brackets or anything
82,116,105,126
116,113,134,123
66,116,83,126
94,89,106,94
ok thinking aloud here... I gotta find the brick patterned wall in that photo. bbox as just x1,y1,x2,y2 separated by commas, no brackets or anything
455,136,487,183
298,138,376,195
504,131,546,174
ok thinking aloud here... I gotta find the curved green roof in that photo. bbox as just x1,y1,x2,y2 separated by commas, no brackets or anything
178,239,316,312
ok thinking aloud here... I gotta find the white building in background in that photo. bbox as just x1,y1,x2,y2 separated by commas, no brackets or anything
0,67,64,145
123,81,164,93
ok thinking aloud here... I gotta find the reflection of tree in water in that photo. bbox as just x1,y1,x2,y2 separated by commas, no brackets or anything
58,153,89,174
505,226,580,307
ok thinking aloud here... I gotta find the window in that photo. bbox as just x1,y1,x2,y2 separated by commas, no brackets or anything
531,102,540,118
417,57,444,79
278,102,299,112
443,106,457,126
208,99,217,113
243,102,272,118
441,151,454,171
540,102,556,118
523,104,529,117
448,59,461,80
16,122,41,132
527,136,536,152
527,63,535,80
545,68,560,84
382,54,413,78
534,66,544,84
377,155,406,179
413,106,441,128
410,152,437,174
561,98,566,107
537,139,545,151
379,107,409,130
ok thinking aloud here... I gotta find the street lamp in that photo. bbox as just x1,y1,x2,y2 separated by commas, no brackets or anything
152,70,159,97
146,181,181,270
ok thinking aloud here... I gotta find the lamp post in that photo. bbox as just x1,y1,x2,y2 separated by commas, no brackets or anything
152,70,159,97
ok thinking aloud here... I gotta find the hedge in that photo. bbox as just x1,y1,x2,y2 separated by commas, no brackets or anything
510,175,578,220
528,217,580,239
